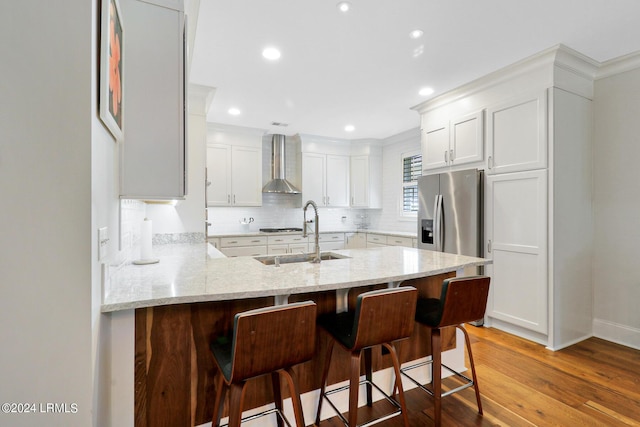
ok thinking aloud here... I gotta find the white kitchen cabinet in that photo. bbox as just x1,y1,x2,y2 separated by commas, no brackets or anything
318,232,345,251
386,236,413,247
218,236,268,257
119,0,186,199
206,144,262,206
412,46,595,349
485,170,548,334
267,235,309,255
366,234,387,247
345,232,366,249
421,111,483,173
302,153,349,207
350,155,382,208
421,122,449,170
486,90,547,175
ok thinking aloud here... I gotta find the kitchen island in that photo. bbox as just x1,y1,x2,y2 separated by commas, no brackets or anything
103,244,490,427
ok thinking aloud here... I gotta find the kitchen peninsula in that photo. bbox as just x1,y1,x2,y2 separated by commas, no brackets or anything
103,244,490,427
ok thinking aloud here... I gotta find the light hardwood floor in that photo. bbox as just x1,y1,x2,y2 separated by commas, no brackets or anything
316,325,640,426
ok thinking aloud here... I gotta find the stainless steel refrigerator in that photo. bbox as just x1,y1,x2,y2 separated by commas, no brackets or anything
417,168,483,258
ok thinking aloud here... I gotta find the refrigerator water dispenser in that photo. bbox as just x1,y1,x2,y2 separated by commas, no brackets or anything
421,219,434,244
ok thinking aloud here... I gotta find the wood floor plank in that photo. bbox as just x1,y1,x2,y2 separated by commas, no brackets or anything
316,326,640,427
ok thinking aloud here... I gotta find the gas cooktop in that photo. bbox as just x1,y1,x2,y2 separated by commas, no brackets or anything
259,227,303,233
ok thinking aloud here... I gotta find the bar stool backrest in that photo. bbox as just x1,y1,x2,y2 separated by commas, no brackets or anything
230,301,317,382
350,287,418,351
437,276,490,328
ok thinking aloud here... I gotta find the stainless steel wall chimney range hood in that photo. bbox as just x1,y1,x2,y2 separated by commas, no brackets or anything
262,134,301,194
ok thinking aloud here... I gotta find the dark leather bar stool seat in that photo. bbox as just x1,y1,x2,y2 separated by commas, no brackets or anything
209,301,317,427
400,275,490,426
315,286,418,427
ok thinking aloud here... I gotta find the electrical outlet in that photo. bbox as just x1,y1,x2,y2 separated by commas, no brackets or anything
98,227,109,261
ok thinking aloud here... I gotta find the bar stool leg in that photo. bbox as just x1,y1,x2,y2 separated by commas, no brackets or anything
227,382,246,427
271,372,285,427
364,347,373,406
458,325,483,414
384,342,410,427
348,351,362,427
282,367,306,427
211,372,226,427
315,340,335,426
431,328,442,427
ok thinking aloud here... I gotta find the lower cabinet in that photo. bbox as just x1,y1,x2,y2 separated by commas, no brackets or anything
267,235,309,255
345,232,367,249
366,233,414,248
484,169,548,335
318,233,345,251
218,236,267,257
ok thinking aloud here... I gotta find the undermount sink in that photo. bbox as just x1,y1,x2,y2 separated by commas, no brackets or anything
254,252,350,266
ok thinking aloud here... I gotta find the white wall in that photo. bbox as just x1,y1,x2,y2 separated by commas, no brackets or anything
592,65,640,349
367,128,421,233
0,1,95,425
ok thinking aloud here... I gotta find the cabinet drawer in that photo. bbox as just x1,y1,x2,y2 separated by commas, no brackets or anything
220,236,267,247
267,234,308,245
386,236,413,247
220,246,267,257
318,233,344,242
366,234,387,245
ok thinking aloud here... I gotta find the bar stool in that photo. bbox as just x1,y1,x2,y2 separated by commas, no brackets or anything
209,301,317,427
315,286,418,427
400,276,490,426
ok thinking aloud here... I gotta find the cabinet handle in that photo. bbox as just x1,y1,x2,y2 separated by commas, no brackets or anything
444,150,449,163
327,196,330,205
450,149,454,162
351,196,354,205
251,240,261,243
488,156,493,169
233,194,236,204
228,240,238,244
227,194,231,204
322,196,326,205
487,240,492,253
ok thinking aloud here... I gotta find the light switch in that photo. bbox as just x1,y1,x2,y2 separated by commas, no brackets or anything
98,227,109,261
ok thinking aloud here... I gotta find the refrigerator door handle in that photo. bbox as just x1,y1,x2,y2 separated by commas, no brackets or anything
434,194,444,251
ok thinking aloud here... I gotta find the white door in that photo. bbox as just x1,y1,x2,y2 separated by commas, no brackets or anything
421,122,449,171
486,90,547,174
206,144,232,206
485,169,548,334
231,146,262,206
302,153,326,205
325,155,349,207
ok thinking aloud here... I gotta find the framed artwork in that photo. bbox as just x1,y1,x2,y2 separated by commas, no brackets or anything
100,0,124,141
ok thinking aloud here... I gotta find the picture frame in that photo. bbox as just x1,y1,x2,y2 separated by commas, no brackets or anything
100,0,124,141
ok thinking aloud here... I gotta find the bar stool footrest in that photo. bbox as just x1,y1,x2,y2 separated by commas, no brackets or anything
219,407,293,427
400,361,475,398
322,378,402,427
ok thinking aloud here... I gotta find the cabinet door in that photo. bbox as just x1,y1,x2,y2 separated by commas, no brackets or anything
231,146,262,206
120,0,185,199
288,243,309,254
421,123,449,171
450,110,484,166
325,155,349,207
206,144,231,206
350,156,368,207
267,245,289,255
302,153,326,205
486,90,547,174
485,170,548,334
345,233,367,249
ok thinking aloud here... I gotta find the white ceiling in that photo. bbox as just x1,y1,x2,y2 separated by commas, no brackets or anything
189,0,640,140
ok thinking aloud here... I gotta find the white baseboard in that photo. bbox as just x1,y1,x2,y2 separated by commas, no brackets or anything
593,318,640,351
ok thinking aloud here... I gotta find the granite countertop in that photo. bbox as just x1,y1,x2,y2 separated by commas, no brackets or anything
102,243,489,313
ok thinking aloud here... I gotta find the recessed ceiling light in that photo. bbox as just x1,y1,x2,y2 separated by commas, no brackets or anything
228,107,241,116
337,2,351,12
419,87,434,96
409,29,424,39
262,47,281,61
345,125,355,132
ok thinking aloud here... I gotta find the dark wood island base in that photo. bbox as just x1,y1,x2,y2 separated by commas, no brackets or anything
134,273,455,427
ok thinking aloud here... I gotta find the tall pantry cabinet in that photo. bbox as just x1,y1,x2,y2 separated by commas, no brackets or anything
413,45,596,350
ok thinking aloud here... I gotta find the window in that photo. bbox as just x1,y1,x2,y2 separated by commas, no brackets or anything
402,152,422,216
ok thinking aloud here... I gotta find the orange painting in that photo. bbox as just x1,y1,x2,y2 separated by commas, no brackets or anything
100,0,124,141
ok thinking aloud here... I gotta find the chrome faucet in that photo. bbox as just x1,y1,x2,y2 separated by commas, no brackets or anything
303,200,321,263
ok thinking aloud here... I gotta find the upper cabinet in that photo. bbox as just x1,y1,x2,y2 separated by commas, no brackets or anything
302,153,349,207
486,91,547,175
119,0,186,199
421,110,484,172
350,154,381,208
206,144,262,207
